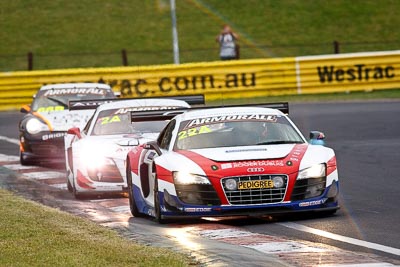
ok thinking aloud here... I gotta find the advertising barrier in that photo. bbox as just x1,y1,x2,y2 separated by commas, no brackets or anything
296,50,400,94
0,50,399,111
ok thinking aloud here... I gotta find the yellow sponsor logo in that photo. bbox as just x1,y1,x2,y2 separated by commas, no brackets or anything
238,180,274,190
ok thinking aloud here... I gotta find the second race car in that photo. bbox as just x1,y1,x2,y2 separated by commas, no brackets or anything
65,96,204,198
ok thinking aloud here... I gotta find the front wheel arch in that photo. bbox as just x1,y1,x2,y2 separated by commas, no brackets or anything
153,176,167,224
126,159,144,217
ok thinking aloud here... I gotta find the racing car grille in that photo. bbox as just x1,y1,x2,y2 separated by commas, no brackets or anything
175,184,221,206
222,175,288,205
31,144,64,156
87,164,123,183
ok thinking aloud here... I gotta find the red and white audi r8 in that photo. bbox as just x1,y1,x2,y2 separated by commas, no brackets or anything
126,103,339,223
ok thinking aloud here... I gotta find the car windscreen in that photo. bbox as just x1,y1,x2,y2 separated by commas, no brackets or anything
31,87,114,112
91,109,169,136
175,114,305,150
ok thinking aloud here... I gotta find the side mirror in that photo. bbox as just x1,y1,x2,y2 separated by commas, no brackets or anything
67,127,82,139
309,131,325,145
144,141,162,155
114,91,121,98
20,105,31,113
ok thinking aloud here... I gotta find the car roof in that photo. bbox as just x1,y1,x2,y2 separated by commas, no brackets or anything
39,83,111,90
95,98,191,112
177,106,285,121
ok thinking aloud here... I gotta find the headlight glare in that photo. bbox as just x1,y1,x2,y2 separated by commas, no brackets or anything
80,145,113,169
297,164,326,180
173,171,210,185
26,118,48,134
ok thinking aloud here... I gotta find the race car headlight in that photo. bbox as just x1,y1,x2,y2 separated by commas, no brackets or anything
272,176,285,188
26,118,49,134
297,164,326,180
225,178,237,190
173,171,211,185
85,155,114,170
80,146,114,170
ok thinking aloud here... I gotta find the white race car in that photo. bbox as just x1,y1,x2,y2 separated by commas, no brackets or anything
126,103,339,223
65,96,204,198
19,83,116,165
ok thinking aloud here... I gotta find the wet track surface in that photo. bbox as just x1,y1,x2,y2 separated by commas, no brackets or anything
1,102,400,266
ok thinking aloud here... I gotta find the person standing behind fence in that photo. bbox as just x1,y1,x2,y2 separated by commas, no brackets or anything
216,25,239,60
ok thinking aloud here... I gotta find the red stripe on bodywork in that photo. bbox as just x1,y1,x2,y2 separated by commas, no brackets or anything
176,145,309,204
155,165,174,183
281,144,308,201
326,155,337,176
76,170,95,189
127,146,145,176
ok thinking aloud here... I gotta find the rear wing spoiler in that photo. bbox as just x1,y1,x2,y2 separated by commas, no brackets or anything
68,94,205,110
130,102,289,122
68,98,116,110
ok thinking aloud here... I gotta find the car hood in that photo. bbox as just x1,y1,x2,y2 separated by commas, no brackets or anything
37,109,95,131
78,133,159,160
188,144,296,161
155,143,335,177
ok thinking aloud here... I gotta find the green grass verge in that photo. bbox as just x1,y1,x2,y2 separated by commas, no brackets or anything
0,189,194,267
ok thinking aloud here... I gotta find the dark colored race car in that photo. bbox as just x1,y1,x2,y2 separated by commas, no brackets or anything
125,102,339,223
19,83,116,165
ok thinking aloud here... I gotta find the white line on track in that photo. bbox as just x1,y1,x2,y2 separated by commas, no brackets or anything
319,263,397,267
200,228,257,239
51,183,67,190
3,164,39,170
23,171,65,180
278,222,400,256
0,153,19,161
109,206,131,213
244,240,328,254
0,135,19,145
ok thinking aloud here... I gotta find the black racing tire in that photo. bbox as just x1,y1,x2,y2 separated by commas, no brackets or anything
20,152,34,166
72,179,84,200
153,176,167,224
126,161,143,217
67,177,73,193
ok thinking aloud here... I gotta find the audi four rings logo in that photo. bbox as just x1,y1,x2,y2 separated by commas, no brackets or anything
247,167,264,172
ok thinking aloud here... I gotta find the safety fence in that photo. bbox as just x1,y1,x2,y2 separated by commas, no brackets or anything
2,40,400,72
0,50,399,111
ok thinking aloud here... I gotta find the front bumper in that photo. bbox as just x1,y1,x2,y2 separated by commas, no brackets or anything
161,193,339,219
20,131,66,163
73,160,127,194
134,182,339,219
